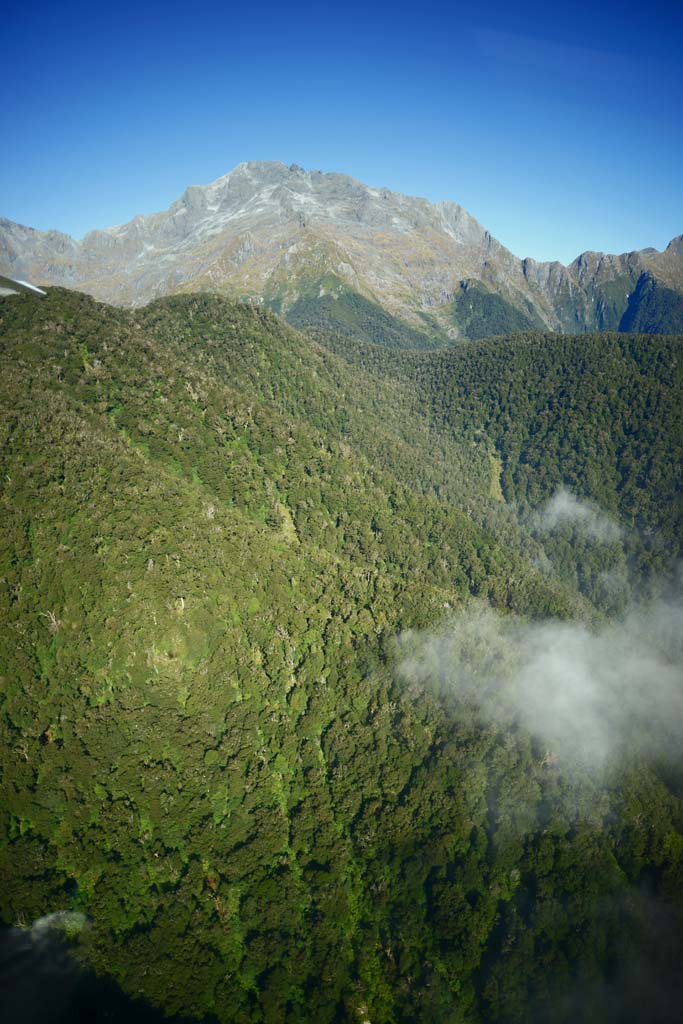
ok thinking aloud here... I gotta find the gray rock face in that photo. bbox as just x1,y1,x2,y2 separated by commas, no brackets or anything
1,161,681,335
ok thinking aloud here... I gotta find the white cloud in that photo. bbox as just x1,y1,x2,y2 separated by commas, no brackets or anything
537,488,622,543
397,596,683,772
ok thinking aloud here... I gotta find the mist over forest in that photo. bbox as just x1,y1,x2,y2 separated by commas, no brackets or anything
0,285,682,1024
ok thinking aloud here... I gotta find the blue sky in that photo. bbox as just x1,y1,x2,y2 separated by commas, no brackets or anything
3,0,681,264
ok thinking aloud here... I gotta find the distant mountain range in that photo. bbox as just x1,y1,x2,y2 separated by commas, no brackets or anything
2,161,682,344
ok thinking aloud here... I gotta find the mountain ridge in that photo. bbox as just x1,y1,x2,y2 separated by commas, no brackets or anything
1,161,682,340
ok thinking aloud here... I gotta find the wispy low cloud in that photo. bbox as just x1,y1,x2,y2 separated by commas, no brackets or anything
396,596,683,772
536,488,622,543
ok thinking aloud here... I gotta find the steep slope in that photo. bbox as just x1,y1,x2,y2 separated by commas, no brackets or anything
314,324,683,612
2,162,681,341
2,290,683,1024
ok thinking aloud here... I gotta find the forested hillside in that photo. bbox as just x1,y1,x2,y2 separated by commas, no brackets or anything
1,290,683,1024
316,326,683,611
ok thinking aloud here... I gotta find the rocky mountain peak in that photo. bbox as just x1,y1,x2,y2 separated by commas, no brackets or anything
0,162,681,336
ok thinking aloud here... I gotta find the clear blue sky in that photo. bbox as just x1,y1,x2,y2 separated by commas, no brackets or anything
3,0,681,264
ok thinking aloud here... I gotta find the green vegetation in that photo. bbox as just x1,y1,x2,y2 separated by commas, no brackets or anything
620,272,683,334
591,274,634,331
321,327,683,610
273,267,683,347
452,281,545,339
276,275,447,349
1,289,682,1023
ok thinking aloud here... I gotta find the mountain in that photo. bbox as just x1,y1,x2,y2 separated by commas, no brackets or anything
2,287,683,1023
2,162,682,344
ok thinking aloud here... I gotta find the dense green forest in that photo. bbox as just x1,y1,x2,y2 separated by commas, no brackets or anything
314,325,683,610
451,282,545,339
269,274,447,350
1,289,682,1023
